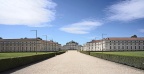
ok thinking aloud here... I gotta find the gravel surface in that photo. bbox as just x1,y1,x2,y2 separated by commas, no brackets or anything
3,50,144,74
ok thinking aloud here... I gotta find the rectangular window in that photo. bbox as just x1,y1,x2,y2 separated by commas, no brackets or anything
122,46,124,49
122,43,124,45
139,46,140,49
114,46,116,49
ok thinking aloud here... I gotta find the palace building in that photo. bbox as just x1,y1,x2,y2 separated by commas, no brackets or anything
82,35,144,51
62,40,82,50
0,38,61,52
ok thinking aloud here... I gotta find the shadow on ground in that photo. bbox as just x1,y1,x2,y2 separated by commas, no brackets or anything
0,58,52,74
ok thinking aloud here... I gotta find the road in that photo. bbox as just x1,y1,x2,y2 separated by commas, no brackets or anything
2,50,144,74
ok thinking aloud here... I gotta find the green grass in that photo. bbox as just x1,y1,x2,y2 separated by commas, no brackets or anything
91,51,144,57
0,52,54,59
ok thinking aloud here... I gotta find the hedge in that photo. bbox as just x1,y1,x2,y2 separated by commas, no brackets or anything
80,51,144,70
0,51,65,72
80,51,90,55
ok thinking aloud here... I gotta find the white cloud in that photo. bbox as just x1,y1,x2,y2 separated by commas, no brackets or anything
60,20,102,34
0,0,56,27
139,29,144,33
107,0,144,21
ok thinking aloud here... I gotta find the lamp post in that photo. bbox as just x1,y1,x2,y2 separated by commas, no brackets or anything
102,34,107,53
43,35,47,52
31,30,37,54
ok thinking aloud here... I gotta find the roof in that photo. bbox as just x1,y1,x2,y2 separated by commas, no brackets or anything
105,37,144,40
47,41,57,44
67,40,78,44
0,38,42,41
87,40,102,43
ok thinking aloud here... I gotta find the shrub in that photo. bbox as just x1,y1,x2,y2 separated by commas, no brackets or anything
90,53,144,70
0,52,65,72
80,51,90,55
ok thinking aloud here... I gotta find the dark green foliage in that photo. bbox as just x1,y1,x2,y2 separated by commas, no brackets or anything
0,51,65,72
80,51,144,70
131,35,137,38
80,51,90,55
91,53,144,70
56,51,65,55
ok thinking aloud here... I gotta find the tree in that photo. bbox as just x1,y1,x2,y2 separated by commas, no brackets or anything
131,35,137,38
37,37,42,40
0,37,3,39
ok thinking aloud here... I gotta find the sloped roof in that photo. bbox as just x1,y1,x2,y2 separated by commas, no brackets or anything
88,40,102,43
105,37,144,40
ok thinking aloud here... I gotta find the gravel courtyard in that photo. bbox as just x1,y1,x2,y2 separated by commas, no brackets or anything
3,50,144,74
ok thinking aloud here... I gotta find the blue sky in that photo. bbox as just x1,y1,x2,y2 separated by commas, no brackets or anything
0,0,144,45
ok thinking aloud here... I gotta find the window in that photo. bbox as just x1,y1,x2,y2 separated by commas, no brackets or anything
118,43,120,45
26,47,27,51
122,46,124,49
114,46,116,49
139,43,140,45
131,43,132,45
110,46,111,49
22,47,23,51
118,46,120,49
122,43,124,45
30,47,31,51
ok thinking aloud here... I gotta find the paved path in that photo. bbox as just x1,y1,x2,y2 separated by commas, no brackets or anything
3,50,144,74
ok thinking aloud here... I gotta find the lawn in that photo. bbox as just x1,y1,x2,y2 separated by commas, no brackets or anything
91,51,144,57
0,52,54,59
